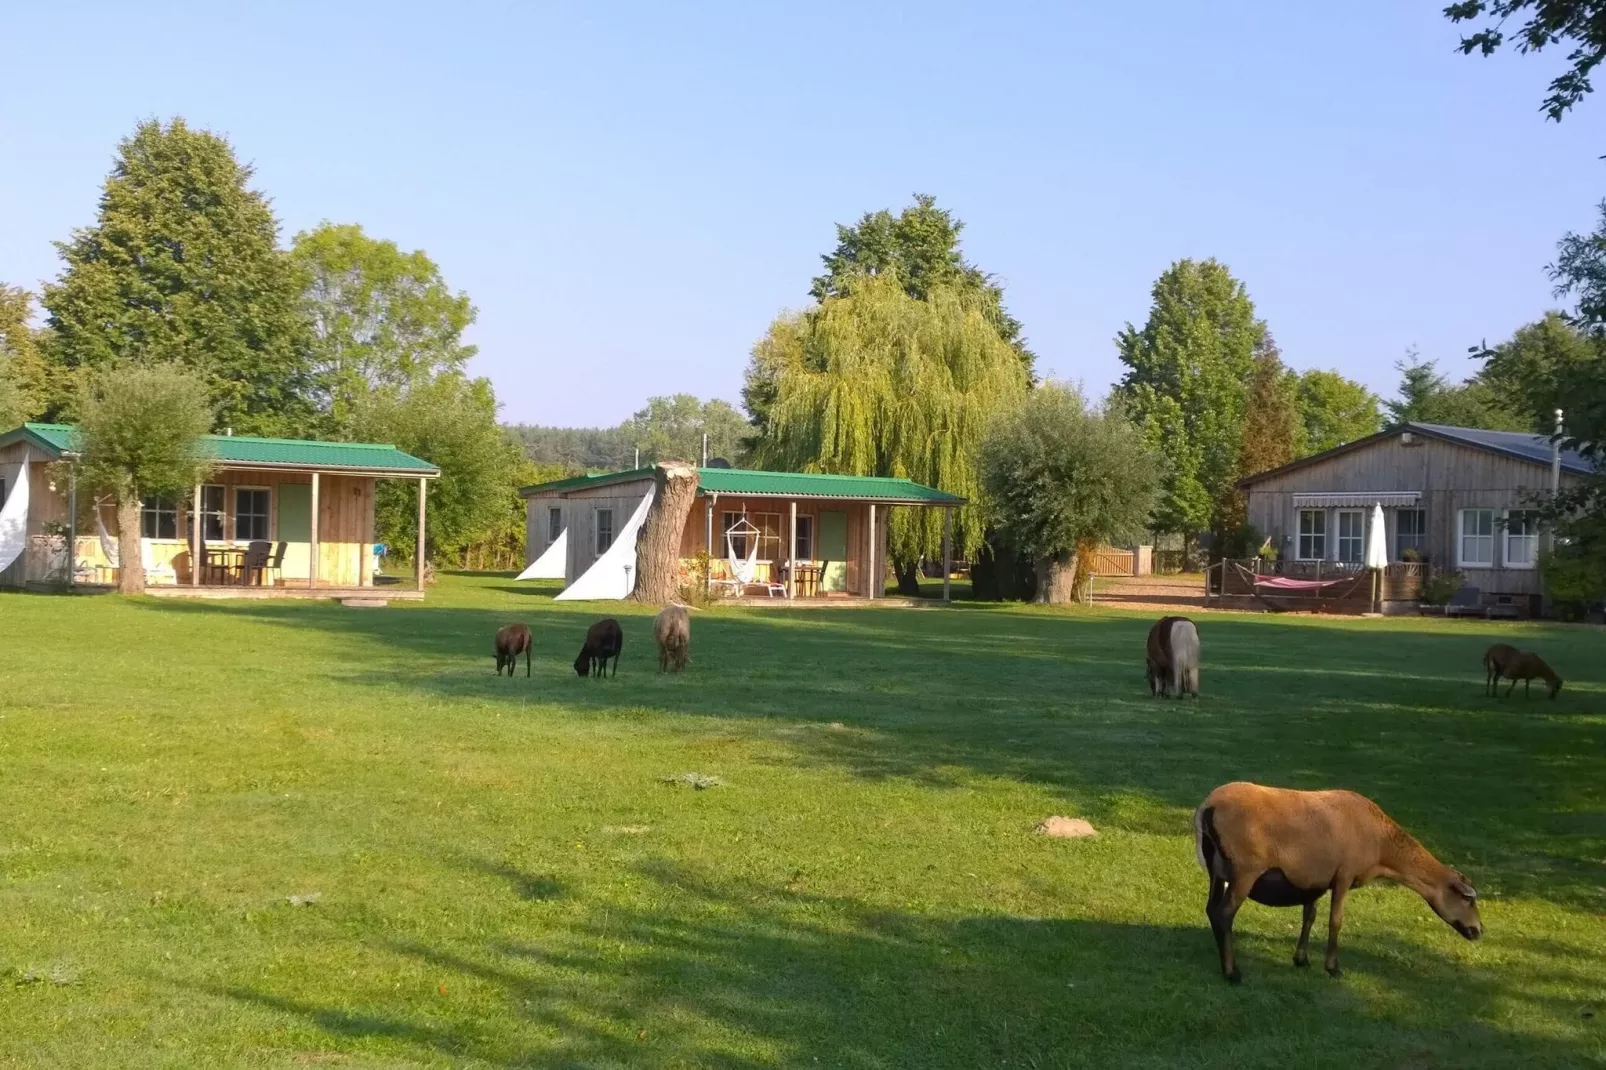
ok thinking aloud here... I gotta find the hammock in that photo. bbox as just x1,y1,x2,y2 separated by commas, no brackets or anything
725,517,761,586
1231,561,1366,612
95,498,120,567
1254,575,1352,591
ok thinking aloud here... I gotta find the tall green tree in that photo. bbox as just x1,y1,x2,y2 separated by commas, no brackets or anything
1384,351,1527,429
1294,369,1382,454
1115,258,1266,541
76,364,214,595
1446,0,1606,120
350,373,512,567
980,384,1158,603
744,194,1031,441
749,273,1029,575
623,394,752,465
1477,311,1599,432
0,286,52,428
41,118,311,435
289,223,477,429
811,194,1028,362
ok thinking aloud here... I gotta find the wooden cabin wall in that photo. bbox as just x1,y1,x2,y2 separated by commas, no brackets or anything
0,445,69,587
1244,435,1580,598
523,492,563,568
676,498,875,593
562,482,651,583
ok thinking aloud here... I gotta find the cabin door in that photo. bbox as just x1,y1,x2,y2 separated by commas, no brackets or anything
818,509,848,592
278,483,312,581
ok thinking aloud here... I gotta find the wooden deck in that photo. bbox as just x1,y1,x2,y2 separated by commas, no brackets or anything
18,580,422,603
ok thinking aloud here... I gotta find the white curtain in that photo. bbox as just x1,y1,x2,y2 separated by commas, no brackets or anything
554,486,656,601
96,499,120,566
0,451,30,575
517,528,567,580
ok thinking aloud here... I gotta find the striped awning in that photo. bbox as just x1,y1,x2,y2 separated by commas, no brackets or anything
1292,492,1421,509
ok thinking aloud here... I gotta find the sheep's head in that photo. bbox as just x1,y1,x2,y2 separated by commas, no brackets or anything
1429,870,1483,941
574,652,590,677
1546,673,1563,699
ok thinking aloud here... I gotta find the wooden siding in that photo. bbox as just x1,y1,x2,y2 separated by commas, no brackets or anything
523,492,564,567
1244,433,1580,598
0,460,377,588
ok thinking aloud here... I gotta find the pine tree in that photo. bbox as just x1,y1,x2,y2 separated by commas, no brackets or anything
42,118,311,434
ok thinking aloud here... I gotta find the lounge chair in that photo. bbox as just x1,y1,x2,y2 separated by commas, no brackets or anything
1443,585,1488,619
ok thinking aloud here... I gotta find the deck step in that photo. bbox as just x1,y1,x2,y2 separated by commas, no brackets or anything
340,597,389,608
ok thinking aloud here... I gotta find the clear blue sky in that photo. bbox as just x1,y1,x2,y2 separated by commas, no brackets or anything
2,2,1601,427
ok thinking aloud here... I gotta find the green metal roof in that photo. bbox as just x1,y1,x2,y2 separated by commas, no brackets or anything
3,422,438,475
519,465,964,505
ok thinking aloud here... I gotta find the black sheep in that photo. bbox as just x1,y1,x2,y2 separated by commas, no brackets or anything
575,618,623,677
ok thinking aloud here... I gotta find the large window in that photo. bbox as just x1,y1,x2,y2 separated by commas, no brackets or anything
1336,509,1364,564
1459,508,1495,567
1396,508,1426,560
723,512,782,561
235,488,270,541
795,515,814,562
1504,509,1540,569
141,496,178,539
1297,509,1326,560
200,485,226,541
596,509,614,553
548,507,563,542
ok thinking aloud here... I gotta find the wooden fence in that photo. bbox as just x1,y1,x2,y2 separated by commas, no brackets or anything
1090,548,1135,577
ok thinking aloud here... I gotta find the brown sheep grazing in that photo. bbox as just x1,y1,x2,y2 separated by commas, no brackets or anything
654,604,691,673
1194,781,1481,983
1483,643,1561,699
494,622,532,678
574,618,623,678
1145,615,1200,698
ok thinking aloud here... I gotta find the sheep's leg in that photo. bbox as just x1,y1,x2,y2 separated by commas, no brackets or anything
1211,869,1261,983
525,646,531,678
1294,899,1317,967
1506,677,1518,698
1324,881,1350,978
1525,677,1531,698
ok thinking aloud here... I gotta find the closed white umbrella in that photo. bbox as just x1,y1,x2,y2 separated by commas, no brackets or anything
1365,502,1389,570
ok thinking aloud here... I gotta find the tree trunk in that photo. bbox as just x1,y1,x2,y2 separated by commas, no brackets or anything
1071,540,1098,604
632,462,700,604
1033,550,1076,604
894,558,922,596
116,491,144,596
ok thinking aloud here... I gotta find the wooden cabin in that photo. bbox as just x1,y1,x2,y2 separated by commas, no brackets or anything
520,467,965,600
0,423,439,600
1237,422,1591,610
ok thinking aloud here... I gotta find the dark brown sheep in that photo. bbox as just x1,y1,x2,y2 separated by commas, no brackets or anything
1194,781,1482,983
494,623,532,678
574,618,623,678
654,605,690,673
1483,643,1561,699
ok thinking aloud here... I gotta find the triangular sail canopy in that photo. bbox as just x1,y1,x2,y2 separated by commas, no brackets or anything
517,528,567,580
555,486,656,601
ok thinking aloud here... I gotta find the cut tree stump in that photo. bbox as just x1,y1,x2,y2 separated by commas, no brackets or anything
1034,816,1097,839
633,462,700,605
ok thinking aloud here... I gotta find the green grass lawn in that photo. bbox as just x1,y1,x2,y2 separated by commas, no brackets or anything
0,574,1602,1068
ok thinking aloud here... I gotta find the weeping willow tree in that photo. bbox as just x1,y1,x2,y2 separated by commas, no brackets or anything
748,274,1029,576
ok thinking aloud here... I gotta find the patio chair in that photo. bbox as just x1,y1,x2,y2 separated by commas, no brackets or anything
140,539,177,585
238,540,272,586
265,542,287,586
1443,585,1488,618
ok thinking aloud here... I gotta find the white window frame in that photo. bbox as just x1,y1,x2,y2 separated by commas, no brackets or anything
1297,509,1326,561
794,514,815,562
1395,507,1426,561
200,484,227,541
1503,509,1540,570
233,486,272,542
1458,508,1495,568
1335,509,1364,565
596,509,614,554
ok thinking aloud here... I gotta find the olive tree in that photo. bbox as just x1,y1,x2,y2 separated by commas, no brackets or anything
980,383,1159,604
77,364,214,594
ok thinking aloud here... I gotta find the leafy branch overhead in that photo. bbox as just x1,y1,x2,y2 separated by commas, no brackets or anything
1446,0,1606,119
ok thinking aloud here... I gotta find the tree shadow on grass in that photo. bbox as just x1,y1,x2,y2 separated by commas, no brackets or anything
133,595,1606,914
202,859,1602,1069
